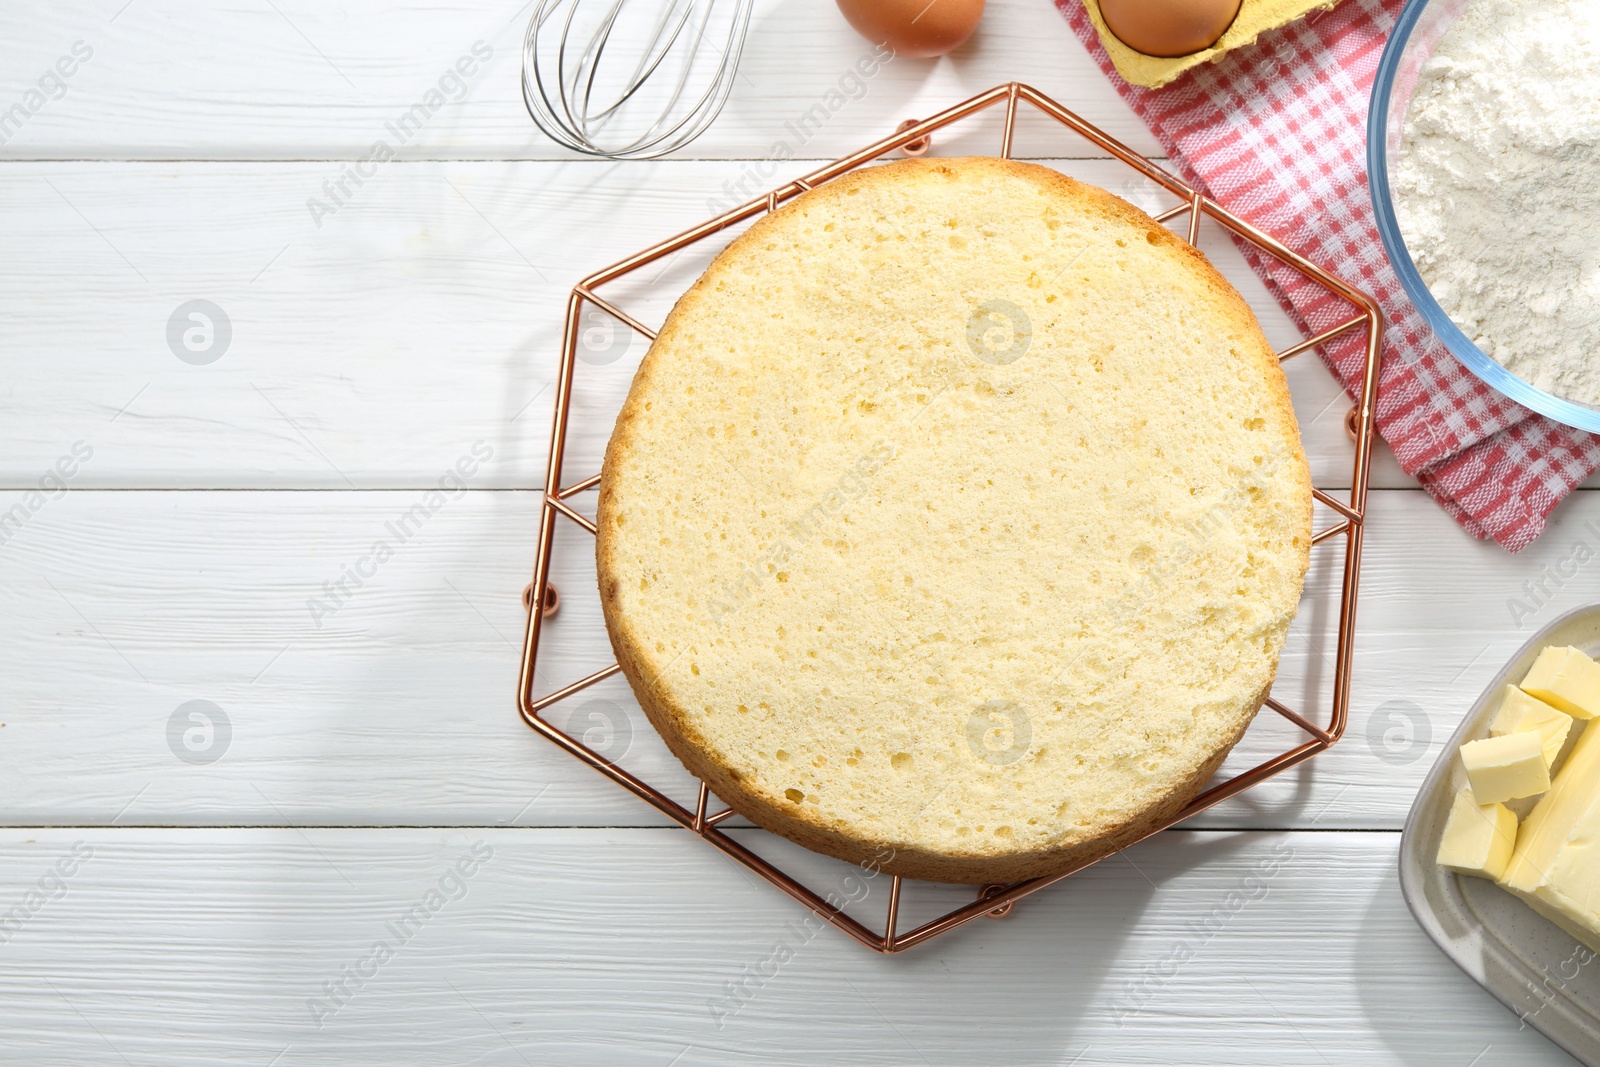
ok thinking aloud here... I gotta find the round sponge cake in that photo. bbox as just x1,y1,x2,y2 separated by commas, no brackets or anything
596,157,1311,884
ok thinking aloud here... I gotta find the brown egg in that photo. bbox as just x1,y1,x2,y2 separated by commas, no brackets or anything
835,0,986,58
1098,0,1243,58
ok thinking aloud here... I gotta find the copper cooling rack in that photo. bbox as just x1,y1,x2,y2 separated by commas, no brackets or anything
515,82,1384,954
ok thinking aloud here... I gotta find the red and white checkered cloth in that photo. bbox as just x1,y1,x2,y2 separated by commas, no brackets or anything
1055,0,1600,551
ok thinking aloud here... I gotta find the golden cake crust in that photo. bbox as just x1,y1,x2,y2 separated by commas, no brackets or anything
596,157,1311,884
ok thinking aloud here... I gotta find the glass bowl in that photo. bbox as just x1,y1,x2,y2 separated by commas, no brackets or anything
1368,0,1600,433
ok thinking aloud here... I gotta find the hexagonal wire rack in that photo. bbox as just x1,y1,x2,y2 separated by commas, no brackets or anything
516,82,1383,954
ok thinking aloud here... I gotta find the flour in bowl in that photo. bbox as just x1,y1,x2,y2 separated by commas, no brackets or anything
1393,0,1600,407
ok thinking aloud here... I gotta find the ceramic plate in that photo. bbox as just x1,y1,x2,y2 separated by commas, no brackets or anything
1400,604,1600,1064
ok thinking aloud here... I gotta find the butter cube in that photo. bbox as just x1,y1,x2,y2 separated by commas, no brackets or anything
1522,646,1600,720
1490,685,1574,769
1461,732,1550,804
1501,721,1600,951
1437,789,1518,880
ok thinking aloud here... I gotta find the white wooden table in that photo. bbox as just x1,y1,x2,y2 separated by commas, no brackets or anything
0,2,1592,1063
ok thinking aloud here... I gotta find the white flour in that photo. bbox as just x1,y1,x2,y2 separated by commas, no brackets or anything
1393,0,1600,406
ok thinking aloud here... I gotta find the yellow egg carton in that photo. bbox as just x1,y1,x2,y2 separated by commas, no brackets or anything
1080,0,1344,89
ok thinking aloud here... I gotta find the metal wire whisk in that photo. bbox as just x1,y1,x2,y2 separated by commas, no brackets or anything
522,0,754,160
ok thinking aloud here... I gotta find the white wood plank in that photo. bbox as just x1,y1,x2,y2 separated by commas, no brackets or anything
1,3,1573,1059
0,0,1156,162
4,485,1593,829
0,828,1567,1066
0,158,1384,490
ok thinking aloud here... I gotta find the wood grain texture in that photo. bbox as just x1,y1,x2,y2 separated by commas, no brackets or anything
4,485,1596,830
0,3,1582,1060
0,158,1399,490
0,828,1573,1066
0,0,1157,161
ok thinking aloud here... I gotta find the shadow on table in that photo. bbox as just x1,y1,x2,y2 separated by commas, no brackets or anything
1353,874,1570,1066
462,827,1260,1067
